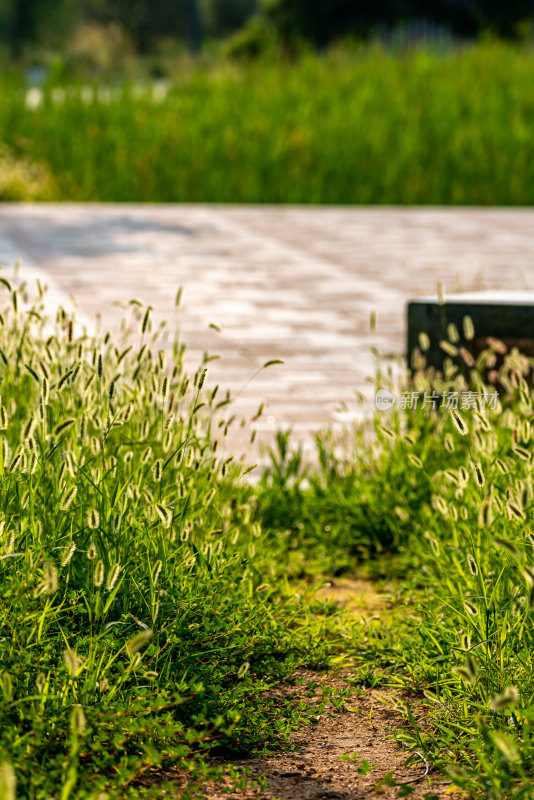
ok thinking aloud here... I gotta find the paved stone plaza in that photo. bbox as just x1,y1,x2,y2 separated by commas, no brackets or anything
0,204,532,459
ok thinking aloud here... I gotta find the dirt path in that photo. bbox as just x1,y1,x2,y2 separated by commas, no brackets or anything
198,670,463,800
139,579,464,800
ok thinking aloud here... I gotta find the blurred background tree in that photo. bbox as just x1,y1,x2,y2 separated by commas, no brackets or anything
0,0,532,63
260,0,534,46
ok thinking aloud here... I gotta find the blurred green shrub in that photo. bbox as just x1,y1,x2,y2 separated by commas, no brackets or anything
0,145,56,200
63,22,134,76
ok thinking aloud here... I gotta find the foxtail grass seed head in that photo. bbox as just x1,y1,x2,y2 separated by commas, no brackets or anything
444,433,455,453
70,704,86,735
451,410,468,436
61,542,76,567
495,537,520,557
5,530,15,554
471,460,485,487
164,413,175,431
36,672,46,694
126,628,152,656
180,376,189,397
152,560,163,586
198,368,207,390
237,661,250,679
464,600,478,617
152,459,162,483
394,506,410,522
185,447,194,468
161,376,168,402
87,508,100,530
141,446,152,465
97,353,103,379
447,322,459,343
463,315,475,340
418,332,430,351
466,554,479,577
0,672,13,703
0,406,7,430
490,686,520,713
141,306,152,334
41,377,49,405
8,453,22,473
495,458,509,475
491,732,520,765
424,532,440,556
23,416,36,440
63,648,81,677
453,654,479,684
461,633,471,650
155,504,172,529
26,435,38,458
106,563,121,591
163,429,173,452
41,561,58,594
478,500,494,528
506,501,526,522
458,466,469,486
528,583,534,612
459,347,475,367
0,760,16,800
377,424,396,440
87,542,97,561
93,560,104,588
407,453,423,468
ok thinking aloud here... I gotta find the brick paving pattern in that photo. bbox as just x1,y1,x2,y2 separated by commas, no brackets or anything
0,204,532,459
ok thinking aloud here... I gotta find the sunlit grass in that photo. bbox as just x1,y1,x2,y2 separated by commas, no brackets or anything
1,40,534,203
260,326,534,797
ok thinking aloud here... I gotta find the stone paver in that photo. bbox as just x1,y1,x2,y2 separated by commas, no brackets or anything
0,204,532,459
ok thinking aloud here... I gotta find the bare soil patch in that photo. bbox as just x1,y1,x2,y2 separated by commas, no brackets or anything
196,669,464,800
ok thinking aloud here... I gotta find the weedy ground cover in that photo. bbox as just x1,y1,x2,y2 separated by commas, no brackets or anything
3,269,534,800
0,277,349,799
258,324,534,798
1,39,534,203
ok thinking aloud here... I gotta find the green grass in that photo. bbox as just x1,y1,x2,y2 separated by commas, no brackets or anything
258,329,534,798
0,278,346,799
3,267,534,799
2,39,534,203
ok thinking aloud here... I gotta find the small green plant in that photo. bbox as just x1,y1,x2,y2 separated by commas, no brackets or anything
339,751,359,763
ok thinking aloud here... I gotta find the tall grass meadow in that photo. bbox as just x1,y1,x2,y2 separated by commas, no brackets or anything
1,39,534,203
